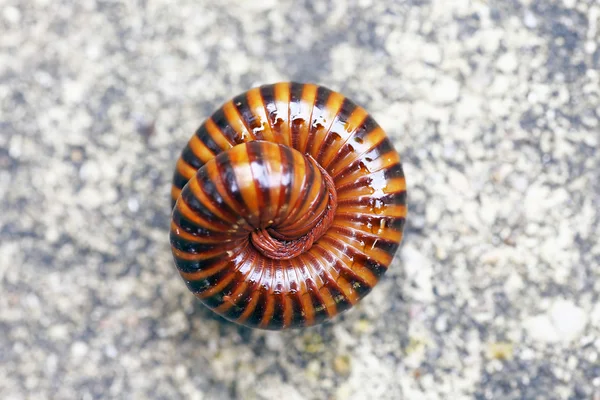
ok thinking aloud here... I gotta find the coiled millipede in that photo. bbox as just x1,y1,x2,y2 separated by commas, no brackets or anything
170,82,407,330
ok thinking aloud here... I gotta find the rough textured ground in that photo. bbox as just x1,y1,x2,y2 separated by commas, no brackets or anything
1,0,599,399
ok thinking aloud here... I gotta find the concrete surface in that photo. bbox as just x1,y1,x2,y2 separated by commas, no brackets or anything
1,0,599,399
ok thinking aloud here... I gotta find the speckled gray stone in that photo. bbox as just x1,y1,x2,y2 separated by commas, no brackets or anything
1,0,599,399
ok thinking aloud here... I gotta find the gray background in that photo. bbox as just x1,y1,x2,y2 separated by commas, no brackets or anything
1,0,599,399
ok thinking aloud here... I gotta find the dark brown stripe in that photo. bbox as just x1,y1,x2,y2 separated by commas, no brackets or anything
324,281,351,314
268,293,286,330
222,259,257,321
351,115,379,142
223,297,249,321
336,191,407,208
171,208,217,238
314,86,333,112
283,263,305,328
195,123,222,155
170,232,225,255
210,107,243,145
260,84,277,129
181,143,204,169
239,254,267,327
187,248,252,297
304,86,333,153
184,262,232,295
281,161,329,234
326,234,389,278
384,162,405,179
328,116,380,169
333,141,399,182
277,156,315,227
174,252,230,274
303,252,330,323
172,170,189,190
184,276,213,294
315,261,350,314
202,275,241,310
286,258,308,328
308,282,329,325
334,213,406,234
214,152,250,218
245,141,271,223
272,144,294,223
193,172,239,224
362,140,396,164
316,98,357,164
335,175,375,194
313,240,371,288
328,225,399,256
180,183,229,227
335,164,405,194
233,93,262,133
289,84,305,150
245,288,268,327
316,244,375,299
288,291,305,328
338,97,358,120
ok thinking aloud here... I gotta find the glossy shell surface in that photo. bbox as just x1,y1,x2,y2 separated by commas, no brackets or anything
170,82,407,330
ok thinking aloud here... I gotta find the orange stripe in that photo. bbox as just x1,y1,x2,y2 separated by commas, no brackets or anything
274,150,307,228
176,157,197,181
209,160,254,232
335,203,407,218
259,295,276,328
319,285,337,318
214,281,247,313
186,172,239,225
205,118,237,148
316,238,378,287
336,185,379,200
329,128,387,178
223,101,253,141
273,82,291,146
247,87,275,142
256,141,282,226
174,197,231,233
334,275,359,305
179,259,231,280
337,174,406,196
331,217,404,242
320,106,369,169
171,186,181,204
236,257,267,324
213,251,255,313
172,244,240,261
196,271,237,298
170,221,231,243
289,257,312,325
282,294,293,328
300,292,315,326
298,84,318,153
328,228,394,266
237,291,260,324
308,91,345,159
228,144,260,227
188,134,216,163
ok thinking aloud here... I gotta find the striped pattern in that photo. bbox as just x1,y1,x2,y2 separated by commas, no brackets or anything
170,82,407,330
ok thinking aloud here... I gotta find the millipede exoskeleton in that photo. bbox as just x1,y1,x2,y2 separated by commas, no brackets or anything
170,82,407,330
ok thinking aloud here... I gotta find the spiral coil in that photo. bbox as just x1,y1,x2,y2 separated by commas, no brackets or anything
170,82,407,330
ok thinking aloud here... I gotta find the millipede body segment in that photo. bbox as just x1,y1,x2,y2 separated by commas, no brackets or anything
170,82,407,330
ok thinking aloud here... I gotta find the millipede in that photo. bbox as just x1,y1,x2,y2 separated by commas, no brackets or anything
170,82,407,330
